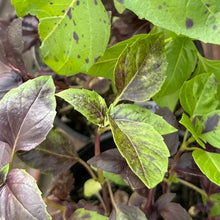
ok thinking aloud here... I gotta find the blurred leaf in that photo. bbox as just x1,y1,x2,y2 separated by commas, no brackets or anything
194,54,220,97
84,179,102,197
12,0,110,76
110,104,177,135
0,76,56,152
109,116,170,188
18,129,77,175
0,169,51,219
201,111,220,149
110,204,148,220
210,193,220,217
0,164,9,187
193,149,220,186
180,113,205,148
180,73,218,117
153,36,197,111
116,0,220,44
113,0,126,14
155,193,191,220
71,208,108,220
57,89,107,126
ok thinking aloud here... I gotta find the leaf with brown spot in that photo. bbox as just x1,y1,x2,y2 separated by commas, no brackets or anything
12,0,110,76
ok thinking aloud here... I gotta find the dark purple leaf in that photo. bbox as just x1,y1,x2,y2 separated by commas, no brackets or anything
175,152,203,177
155,193,176,210
159,203,191,220
128,192,147,208
0,141,11,169
155,107,179,156
0,67,22,100
88,149,146,190
155,193,191,220
110,204,147,220
18,129,77,175
0,76,56,153
0,169,51,219
200,176,220,196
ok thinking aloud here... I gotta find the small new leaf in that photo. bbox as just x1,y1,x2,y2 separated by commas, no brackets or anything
71,208,108,220
57,88,107,126
84,178,102,197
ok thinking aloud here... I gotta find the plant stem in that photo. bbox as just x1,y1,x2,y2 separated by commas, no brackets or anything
143,189,154,213
95,128,110,215
107,180,116,209
178,178,207,198
75,157,96,179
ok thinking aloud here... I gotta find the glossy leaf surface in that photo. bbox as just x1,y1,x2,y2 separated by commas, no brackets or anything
193,149,220,186
18,129,77,175
110,104,177,135
109,116,170,188
57,88,107,126
180,113,205,148
153,36,197,111
110,204,147,220
12,0,110,76
71,208,108,220
0,76,56,152
116,0,220,44
180,73,218,117
0,169,51,220
201,110,220,149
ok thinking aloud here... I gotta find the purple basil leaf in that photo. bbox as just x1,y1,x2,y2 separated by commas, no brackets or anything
0,67,22,100
155,107,179,156
200,176,220,196
17,129,77,175
175,152,203,177
0,76,56,152
128,192,147,208
88,149,146,190
155,193,191,220
0,141,11,169
110,204,147,220
0,169,51,219
155,193,176,210
88,148,126,174
159,203,191,220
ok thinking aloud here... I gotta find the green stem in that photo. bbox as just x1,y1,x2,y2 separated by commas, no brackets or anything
178,178,207,198
76,157,96,179
107,180,116,209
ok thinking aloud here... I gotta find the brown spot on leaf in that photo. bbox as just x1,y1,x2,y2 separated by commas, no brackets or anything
185,18,194,29
94,0,98,5
61,10,65,13
118,0,124,3
158,5,162,9
65,23,67,26
103,20,106,23
76,0,80,5
94,56,100,63
73,19,76,26
50,2,53,4
67,8,72,20
82,34,84,37
77,55,80,58
206,3,210,7
73,32,79,44
205,10,208,14
54,56,59,62
163,2,166,5
213,25,217,30
85,58,89,63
